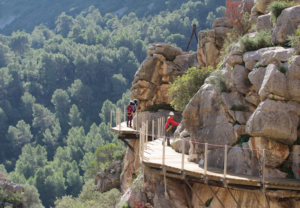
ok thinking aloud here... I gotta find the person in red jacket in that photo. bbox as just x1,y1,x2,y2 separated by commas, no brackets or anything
164,111,179,146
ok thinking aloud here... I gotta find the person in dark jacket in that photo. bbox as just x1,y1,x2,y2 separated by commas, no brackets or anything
127,100,135,128
163,111,179,146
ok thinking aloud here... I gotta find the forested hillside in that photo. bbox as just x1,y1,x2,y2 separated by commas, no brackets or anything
0,0,225,207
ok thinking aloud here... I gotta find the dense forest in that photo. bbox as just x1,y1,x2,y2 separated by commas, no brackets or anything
0,0,225,207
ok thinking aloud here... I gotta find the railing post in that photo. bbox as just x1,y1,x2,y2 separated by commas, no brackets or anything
162,117,165,136
262,149,266,185
142,124,144,159
224,145,228,179
136,111,139,131
115,109,118,128
146,120,148,150
152,120,154,141
118,108,121,131
124,105,126,122
139,128,142,158
204,143,208,176
163,136,166,166
158,118,160,139
110,111,112,129
181,138,185,170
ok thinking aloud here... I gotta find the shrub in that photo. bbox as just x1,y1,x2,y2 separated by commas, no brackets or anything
294,137,300,145
267,1,290,20
168,66,214,111
281,164,295,179
288,26,300,54
209,70,228,92
205,197,213,207
240,30,273,53
232,134,251,147
223,0,253,35
278,66,287,73
146,103,174,112
230,104,249,111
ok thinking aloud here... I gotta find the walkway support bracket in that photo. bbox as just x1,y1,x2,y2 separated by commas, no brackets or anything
184,179,206,207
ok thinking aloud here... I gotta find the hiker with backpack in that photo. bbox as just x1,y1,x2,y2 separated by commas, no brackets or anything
163,111,179,146
127,100,135,128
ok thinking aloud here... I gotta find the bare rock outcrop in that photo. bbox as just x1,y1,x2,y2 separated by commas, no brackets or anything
246,99,300,145
227,142,260,176
248,137,290,168
171,138,190,154
96,161,122,193
121,140,141,192
118,167,189,208
197,17,233,67
272,6,300,45
257,13,273,31
131,43,198,111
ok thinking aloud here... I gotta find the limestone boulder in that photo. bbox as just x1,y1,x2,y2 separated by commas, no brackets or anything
257,13,273,31
96,161,122,192
230,65,251,95
174,122,185,138
243,47,295,70
197,30,220,68
207,147,225,169
173,52,199,72
234,124,246,137
246,99,300,145
245,91,261,106
197,18,232,68
264,168,288,179
272,6,300,45
212,17,233,29
183,82,237,150
256,0,274,13
226,55,243,67
147,43,182,61
227,143,260,176
171,138,190,154
292,145,300,179
248,67,266,91
248,137,290,168
287,56,300,102
249,5,259,24
258,63,288,100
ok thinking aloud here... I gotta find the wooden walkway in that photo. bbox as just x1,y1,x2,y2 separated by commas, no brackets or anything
111,120,300,191
143,139,300,191
111,122,137,134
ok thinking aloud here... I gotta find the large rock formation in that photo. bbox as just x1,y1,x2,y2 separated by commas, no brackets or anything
130,43,199,111
95,161,122,193
197,17,233,67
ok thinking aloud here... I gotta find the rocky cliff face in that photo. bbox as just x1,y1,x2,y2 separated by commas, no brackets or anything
177,3,300,179
119,1,300,207
131,43,199,111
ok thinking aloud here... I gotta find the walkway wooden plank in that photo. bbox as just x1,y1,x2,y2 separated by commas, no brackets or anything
111,122,137,134
143,139,300,191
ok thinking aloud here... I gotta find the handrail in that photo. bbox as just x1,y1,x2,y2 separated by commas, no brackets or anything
112,114,277,189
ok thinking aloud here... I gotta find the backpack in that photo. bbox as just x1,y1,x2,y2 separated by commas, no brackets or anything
127,105,133,114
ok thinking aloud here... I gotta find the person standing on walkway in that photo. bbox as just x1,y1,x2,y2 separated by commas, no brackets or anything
164,111,179,146
127,100,135,128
